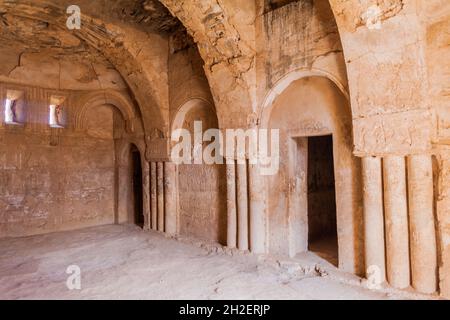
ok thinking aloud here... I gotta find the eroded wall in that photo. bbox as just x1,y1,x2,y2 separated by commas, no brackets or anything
267,76,363,274
168,30,214,117
0,82,143,237
168,39,226,244
257,0,347,104
423,0,450,298
173,102,227,244
0,0,447,298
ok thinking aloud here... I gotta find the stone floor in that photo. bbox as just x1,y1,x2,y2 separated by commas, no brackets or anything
0,225,435,300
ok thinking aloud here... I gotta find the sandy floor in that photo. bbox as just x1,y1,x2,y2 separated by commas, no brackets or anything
0,225,435,300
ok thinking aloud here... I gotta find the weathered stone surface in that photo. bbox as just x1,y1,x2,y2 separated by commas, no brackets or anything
0,0,448,300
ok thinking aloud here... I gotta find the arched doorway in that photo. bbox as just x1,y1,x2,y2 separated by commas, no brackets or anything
264,75,363,274
306,134,338,266
130,144,144,228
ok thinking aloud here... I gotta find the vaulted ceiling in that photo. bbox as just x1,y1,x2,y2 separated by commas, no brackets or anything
0,0,185,71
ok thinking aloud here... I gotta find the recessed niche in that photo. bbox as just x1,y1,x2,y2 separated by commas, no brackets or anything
4,89,25,125
49,95,66,128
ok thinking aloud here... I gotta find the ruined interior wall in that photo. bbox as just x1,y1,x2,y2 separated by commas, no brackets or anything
257,0,347,103
168,31,214,117
0,82,140,238
257,0,363,273
328,0,434,156
161,0,257,128
267,77,363,274
168,41,226,244
0,0,173,161
0,48,127,92
175,105,227,244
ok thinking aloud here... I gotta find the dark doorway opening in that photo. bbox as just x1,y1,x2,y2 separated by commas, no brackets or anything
131,145,144,228
307,135,338,266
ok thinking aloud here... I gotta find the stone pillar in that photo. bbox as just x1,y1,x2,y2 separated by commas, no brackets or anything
362,156,386,282
226,159,237,248
407,154,437,294
248,163,266,254
236,160,249,251
164,162,178,236
142,161,151,230
383,156,410,289
436,152,450,299
150,162,157,231
116,163,130,224
157,162,165,232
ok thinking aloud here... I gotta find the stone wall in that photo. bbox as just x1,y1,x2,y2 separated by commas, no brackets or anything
168,42,227,244
0,0,448,298
423,0,450,298
0,83,141,237
266,76,363,274
171,102,227,245
259,0,346,92
434,25,450,289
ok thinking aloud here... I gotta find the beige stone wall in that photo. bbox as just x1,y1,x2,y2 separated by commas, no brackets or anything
266,76,363,274
258,0,346,94
422,0,450,298
172,102,227,245
0,82,143,237
178,163,227,244
0,47,127,92
168,42,227,244
168,32,214,118
162,0,257,128
0,1,171,161
0,0,448,298
254,0,362,274
0,135,115,237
